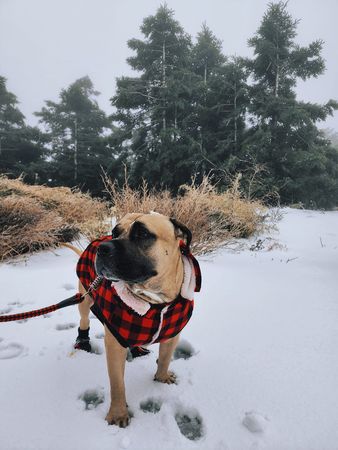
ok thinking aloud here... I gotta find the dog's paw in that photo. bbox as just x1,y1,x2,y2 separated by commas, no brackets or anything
74,327,91,352
154,370,177,384
74,339,92,353
105,407,131,428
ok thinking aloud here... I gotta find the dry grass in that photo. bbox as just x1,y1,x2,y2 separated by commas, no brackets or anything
0,174,273,261
0,176,110,261
103,174,270,255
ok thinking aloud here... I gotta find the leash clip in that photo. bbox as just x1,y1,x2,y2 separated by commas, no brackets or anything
82,276,104,299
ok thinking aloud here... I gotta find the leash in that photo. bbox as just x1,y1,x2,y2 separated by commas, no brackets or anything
0,276,104,323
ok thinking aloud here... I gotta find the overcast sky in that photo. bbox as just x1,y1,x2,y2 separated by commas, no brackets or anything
0,0,337,131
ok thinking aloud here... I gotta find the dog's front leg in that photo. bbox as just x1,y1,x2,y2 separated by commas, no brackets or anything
78,281,93,330
75,281,94,352
104,325,129,427
154,333,180,384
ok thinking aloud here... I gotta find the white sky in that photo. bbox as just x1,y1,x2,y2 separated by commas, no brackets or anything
0,0,337,131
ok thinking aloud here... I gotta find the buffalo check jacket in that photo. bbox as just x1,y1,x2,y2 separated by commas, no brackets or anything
76,236,202,348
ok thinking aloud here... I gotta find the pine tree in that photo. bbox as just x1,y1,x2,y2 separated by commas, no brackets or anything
36,76,113,195
112,5,201,190
244,1,338,206
192,23,225,85
190,26,249,180
0,76,45,182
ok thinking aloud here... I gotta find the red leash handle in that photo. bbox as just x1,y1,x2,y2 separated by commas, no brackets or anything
0,293,83,323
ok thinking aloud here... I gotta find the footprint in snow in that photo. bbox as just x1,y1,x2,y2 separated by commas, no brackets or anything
6,301,31,310
173,339,196,360
79,388,105,410
126,348,134,362
242,411,269,433
0,306,13,315
8,301,25,307
175,409,204,441
62,283,76,291
140,398,162,414
95,332,105,339
55,323,77,331
0,342,26,360
89,341,103,355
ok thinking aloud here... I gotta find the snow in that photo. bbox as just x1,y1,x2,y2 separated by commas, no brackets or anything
0,208,337,450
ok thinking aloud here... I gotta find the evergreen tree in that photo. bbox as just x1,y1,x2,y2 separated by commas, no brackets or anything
112,9,249,191
0,76,45,182
244,1,338,207
192,23,225,84
112,5,202,190
36,76,113,195
189,26,249,182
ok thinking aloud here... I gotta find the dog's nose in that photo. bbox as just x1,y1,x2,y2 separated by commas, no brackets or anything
97,241,115,257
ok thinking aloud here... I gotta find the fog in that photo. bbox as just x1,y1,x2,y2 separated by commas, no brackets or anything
0,0,337,130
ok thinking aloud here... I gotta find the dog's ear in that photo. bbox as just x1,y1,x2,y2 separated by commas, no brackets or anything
170,218,192,250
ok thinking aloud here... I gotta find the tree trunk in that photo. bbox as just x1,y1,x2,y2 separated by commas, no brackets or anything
275,52,279,98
74,117,78,182
274,38,279,98
234,80,238,151
162,40,166,131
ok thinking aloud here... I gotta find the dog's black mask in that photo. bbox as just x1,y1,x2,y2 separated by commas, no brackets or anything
95,221,158,284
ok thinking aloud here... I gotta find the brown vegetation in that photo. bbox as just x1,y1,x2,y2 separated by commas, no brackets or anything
0,174,272,261
0,176,109,261
103,174,270,255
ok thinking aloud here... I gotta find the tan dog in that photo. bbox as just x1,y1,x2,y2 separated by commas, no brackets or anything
75,213,197,427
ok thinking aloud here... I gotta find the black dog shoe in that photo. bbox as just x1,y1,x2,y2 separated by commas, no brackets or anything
74,327,91,352
130,346,150,358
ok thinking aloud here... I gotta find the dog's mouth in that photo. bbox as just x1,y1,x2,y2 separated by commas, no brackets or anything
94,257,121,282
97,267,120,282
94,239,158,285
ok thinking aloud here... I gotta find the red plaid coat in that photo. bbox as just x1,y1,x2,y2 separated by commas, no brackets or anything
76,236,201,348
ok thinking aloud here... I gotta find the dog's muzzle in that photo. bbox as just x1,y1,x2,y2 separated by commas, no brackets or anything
95,239,157,284
95,241,120,281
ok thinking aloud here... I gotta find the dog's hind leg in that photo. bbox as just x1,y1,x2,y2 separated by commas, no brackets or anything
154,333,180,384
74,281,94,352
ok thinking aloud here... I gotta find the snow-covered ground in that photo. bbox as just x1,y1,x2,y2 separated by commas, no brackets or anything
0,208,337,450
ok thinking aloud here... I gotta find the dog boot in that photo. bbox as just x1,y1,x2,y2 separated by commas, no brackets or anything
130,346,150,358
74,327,91,352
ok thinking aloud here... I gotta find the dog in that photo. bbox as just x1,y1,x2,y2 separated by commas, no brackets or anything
73,212,201,427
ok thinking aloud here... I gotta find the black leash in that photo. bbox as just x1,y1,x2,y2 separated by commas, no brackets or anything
0,276,104,323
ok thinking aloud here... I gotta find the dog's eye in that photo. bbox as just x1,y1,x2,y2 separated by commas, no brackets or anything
134,227,150,239
131,222,155,241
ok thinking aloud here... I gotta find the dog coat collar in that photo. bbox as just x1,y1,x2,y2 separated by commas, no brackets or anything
111,281,150,316
76,236,202,348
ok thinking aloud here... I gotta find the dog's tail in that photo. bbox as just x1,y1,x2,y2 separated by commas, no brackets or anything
60,243,83,256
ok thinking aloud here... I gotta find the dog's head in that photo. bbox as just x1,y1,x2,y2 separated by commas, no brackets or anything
95,213,191,287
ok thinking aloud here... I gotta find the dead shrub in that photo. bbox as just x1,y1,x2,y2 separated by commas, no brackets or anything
0,173,273,261
103,174,270,255
0,176,110,261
